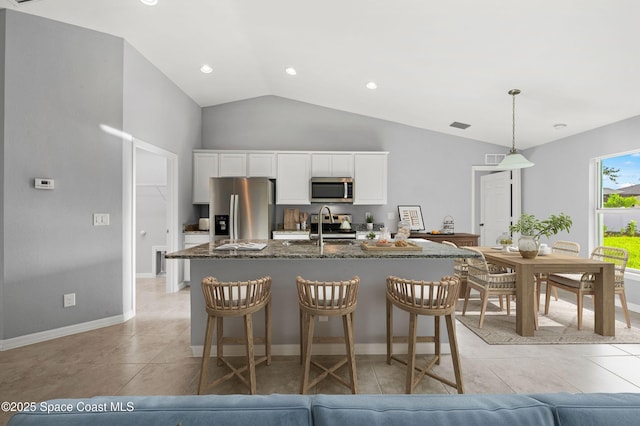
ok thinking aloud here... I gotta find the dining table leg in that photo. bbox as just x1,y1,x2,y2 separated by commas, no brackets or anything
594,263,615,336
515,264,535,337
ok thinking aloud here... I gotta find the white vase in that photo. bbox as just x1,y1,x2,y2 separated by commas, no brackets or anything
366,223,373,230
518,235,540,259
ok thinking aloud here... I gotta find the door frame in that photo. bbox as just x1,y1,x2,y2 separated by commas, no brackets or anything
471,165,521,245
123,136,180,320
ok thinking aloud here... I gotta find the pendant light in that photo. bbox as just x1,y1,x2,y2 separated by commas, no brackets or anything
497,89,534,169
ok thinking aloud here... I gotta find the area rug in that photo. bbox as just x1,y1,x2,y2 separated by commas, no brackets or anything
456,297,640,345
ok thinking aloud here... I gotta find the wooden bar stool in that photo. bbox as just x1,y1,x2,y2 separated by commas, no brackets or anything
386,275,464,394
198,276,272,395
296,275,359,394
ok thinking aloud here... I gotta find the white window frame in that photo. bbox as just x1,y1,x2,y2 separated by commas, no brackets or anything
593,151,640,277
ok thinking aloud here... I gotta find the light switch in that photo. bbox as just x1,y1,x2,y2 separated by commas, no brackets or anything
93,213,110,226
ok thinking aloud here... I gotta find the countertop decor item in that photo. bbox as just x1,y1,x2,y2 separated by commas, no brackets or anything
509,213,572,259
398,205,425,230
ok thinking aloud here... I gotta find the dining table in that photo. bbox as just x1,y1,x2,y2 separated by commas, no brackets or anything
475,246,616,337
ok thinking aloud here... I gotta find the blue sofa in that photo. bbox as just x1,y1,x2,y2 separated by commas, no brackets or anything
8,393,640,425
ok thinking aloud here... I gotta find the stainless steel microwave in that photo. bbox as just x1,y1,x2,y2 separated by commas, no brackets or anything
310,177,354,203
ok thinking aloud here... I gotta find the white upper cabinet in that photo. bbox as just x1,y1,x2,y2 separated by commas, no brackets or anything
247,152,276,178
193,151,219,204
276,153,311,204
311,153,354,177
218,153,247,177
354,153,388,205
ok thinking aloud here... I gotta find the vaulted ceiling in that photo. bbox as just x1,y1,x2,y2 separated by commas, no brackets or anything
3,0,640,149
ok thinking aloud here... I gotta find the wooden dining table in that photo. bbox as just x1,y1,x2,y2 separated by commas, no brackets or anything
475,247,616,337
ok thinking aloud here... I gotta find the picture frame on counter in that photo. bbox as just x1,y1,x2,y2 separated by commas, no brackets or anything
398,205,425,230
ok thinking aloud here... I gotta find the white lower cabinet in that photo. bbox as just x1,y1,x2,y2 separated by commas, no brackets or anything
183,233,209,282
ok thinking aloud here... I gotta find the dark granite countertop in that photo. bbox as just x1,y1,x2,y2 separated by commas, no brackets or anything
165,239,479,260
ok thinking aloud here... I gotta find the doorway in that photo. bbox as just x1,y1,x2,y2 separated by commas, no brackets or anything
471,166,521,246
123,137,179,320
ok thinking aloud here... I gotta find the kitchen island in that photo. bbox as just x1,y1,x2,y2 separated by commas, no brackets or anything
166,239,478,356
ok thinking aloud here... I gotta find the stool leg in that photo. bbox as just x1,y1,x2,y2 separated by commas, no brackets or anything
198,315,216,395
445,313,464,394
386,297,393,365
343,311,358,394
244,313,257,394
299,308,304,365
301,313,315,394
434,315,441,365
406,312,417,394
265,298,272,365
216,317,224,366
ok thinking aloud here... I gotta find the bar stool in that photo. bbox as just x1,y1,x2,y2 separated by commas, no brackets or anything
296,275,359,394
198,276,272,395
386,275,464,394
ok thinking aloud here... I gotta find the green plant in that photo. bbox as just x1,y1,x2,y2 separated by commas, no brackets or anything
604,193,636,208
626,220,637,236
509,213,573,239
366,214,374,223
366,231,377,240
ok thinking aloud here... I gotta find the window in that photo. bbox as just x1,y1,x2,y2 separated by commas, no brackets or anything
596,151,640,271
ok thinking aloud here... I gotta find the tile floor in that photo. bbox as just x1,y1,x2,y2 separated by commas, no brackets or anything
2,277,640,424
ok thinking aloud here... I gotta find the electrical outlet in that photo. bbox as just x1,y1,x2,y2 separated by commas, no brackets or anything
63,293,76,308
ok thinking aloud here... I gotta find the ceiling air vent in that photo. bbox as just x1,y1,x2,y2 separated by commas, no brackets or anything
450,121,471,130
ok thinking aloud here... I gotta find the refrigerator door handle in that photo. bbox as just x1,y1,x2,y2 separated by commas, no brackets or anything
233,194,239,240
229,194,236,240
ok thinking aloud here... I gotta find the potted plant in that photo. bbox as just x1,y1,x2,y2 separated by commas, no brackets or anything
366,213,374,230
509,213,572,258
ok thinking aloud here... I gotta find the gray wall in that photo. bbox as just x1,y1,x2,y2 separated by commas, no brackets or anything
523,115,640,305
0,11,5,341
0,10,202,342
202,95,505,231
122,42,202,233
2,10,124,339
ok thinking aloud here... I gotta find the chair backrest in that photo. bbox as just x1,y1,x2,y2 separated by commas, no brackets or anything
464,247,489,272
552,241,580,256
590,246,628,276
386,275,460,315
296,276,359,314
441,241,457,248
201,276,271,315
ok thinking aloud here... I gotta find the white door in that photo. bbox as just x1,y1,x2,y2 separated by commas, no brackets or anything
480,171,512,246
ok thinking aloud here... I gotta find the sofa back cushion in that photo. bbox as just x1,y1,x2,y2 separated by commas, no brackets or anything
312,394,555,426
531,393,640,426
8,395,312,426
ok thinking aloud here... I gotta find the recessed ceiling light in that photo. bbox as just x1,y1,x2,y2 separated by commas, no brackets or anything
365,81,378,90
200,65,213,74
140,0,158,5
285,67,297,76
553,123,567,129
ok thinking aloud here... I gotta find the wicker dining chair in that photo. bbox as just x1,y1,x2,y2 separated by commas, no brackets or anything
545,246,629,330
442,241,469,300
463,247,517,328
536,241,581,311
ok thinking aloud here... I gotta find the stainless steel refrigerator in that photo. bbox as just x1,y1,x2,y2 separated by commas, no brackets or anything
209,177,275,240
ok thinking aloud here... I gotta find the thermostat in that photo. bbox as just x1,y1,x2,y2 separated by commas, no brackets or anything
35,178,54,190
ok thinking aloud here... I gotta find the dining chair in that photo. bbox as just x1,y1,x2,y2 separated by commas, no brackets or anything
545,246,629,330
463,247,517,328
536,241,580,311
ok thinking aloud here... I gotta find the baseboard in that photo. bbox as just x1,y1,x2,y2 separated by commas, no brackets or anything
190,342,448,357
136,272,154,278
0,315,125,351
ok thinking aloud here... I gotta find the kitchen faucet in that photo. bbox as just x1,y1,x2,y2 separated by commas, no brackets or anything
317,205,333,254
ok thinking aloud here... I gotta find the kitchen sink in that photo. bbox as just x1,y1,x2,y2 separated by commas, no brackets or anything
282,239,356,246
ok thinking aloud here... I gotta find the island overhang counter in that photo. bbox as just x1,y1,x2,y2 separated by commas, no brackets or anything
165,239,479,356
